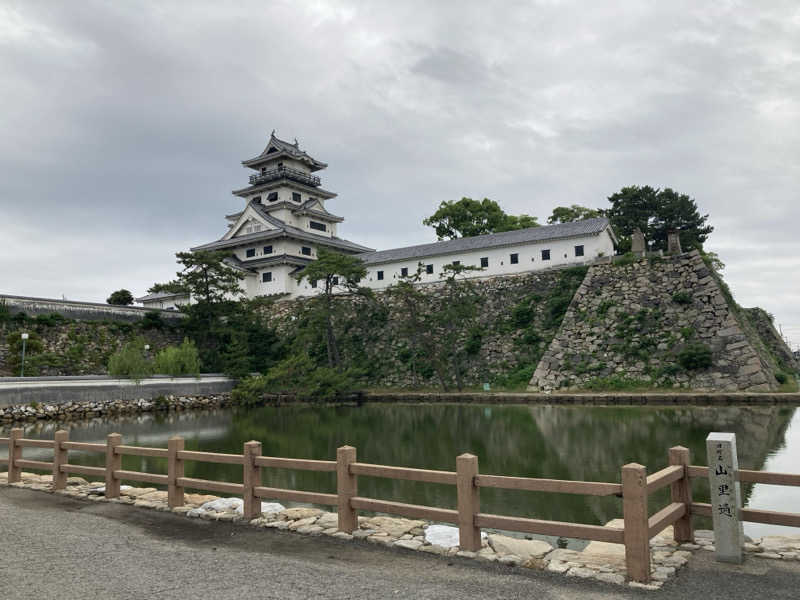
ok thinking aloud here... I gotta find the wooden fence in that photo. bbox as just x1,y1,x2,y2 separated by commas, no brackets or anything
2,429,796,583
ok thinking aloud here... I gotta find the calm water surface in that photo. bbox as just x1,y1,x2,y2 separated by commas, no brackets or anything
5,403,799,539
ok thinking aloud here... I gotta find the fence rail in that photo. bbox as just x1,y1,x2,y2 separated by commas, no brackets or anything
3,429,800,584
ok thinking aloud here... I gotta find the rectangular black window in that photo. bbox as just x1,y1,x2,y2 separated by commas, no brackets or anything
377,271,384,280
332,276,339,285
426,264,434,274
452,260,460,266
510,253,519,264
310,280,317,289
252,196,261,204
262,272,272,283
246,248,256,258
309,221,327,232
301,246,312,256
575,245,585,257
541,249,551,261
263,245,272,254
267,192,278,202
480,257,489,268
292,192,301,202
401,267,408,277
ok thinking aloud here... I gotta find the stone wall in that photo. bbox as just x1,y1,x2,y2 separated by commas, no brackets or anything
529,251,789,392
0,294,184,323
0,320,184,377
266,267,588,389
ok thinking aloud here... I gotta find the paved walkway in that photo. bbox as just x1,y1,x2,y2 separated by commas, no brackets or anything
1,487,798,599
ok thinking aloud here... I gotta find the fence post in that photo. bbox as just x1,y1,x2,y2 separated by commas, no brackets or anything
53,430,69,490
8,428,22,483
105,433,122,499
337,445,357,533
456,453,481,552
243,440,262,520
669,446,693,543
168,436,184,508
706,432,743,564
622,463,650,583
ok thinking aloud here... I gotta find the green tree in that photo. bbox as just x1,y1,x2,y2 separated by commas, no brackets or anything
293,247,370,367
423,197,539,240
106,289,134,305
606,186,713,253
222,331,252,379
108,337,152,381
149,250,244,305
154,338,201,376
149,250,246,371
386,263,483,391
547,205,603,224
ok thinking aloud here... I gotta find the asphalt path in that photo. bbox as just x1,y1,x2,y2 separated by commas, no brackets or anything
1,487,798,599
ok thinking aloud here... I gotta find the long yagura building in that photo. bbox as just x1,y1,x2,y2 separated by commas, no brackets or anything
137,133,616,308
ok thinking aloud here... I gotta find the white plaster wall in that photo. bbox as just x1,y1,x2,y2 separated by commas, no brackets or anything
358,232,613,292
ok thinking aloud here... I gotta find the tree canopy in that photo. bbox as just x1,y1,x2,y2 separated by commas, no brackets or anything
423,198,539,239
547,205,603,224
148,250,243,305
294,247,370,367
605,186,713,252
106,289,134,305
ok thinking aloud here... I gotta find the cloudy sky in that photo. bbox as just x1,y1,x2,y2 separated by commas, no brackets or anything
1,1,798,347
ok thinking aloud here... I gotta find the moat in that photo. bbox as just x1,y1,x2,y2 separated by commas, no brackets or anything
4,403,799,539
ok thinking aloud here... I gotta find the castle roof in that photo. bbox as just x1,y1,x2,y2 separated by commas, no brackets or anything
191,200,373,254
241,131,327,171
358,217,614,266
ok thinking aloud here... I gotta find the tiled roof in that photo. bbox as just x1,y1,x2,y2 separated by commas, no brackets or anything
135,291,187,302
190,200,373,254
242,132,327,169
358,217,612,265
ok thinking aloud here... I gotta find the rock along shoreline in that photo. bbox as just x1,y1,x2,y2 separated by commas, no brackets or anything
5,472,799,590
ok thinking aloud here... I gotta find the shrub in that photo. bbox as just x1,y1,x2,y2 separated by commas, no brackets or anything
775,372,788,385
154,338,200,377
140,311,164,330
512,303,535,327
614,252,638,267
108,337,153,381
671,291,692,305
222,332,251,379
677,343,713,370
232,352,364,404
34,312,69,327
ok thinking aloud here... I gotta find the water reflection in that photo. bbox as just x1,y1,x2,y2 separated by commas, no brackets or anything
4,403,798,537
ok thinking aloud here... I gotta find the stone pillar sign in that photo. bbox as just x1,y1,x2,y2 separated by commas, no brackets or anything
667,230,682,254
706,432,744,563
631,228,646,256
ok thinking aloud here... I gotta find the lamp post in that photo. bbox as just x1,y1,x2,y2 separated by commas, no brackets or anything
20,332,29,377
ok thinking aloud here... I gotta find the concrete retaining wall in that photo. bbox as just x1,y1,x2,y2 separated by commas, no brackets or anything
0,294,184,323
0,375,234,407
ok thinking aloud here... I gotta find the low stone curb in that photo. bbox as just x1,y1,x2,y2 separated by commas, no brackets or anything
0,472,725,590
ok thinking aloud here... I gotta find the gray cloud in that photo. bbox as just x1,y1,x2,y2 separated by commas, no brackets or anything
1,0,799,347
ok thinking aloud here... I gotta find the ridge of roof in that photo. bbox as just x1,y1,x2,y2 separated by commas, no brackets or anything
358,217,612,265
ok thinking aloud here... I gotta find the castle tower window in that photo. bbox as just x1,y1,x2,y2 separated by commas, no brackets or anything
301,246,312,256
246,248,256,258
575,245,585,257
401,267,408,277
510,253,519,264
377,271,384,281
332,276,339,285
292,192,301,202
452,260,460,266
309,221,327,232
262,272,272,283
426,264,434,274
263,245,272,254
480,257,489,268
541,249,551,261
267,192,278,202
253,196,261,204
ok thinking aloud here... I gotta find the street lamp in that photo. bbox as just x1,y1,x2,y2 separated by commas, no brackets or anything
20,333,29,377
